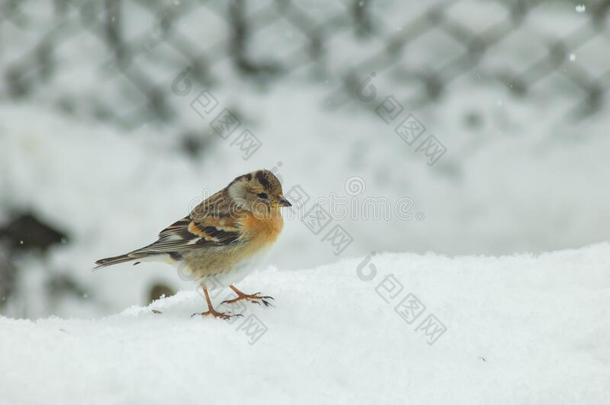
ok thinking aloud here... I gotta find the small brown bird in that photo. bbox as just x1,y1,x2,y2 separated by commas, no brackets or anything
95,170,291,319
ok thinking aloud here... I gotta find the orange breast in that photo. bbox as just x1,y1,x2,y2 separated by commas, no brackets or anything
240,210,284,247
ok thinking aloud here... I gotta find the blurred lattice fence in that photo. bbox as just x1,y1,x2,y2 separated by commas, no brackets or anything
0,0,608,133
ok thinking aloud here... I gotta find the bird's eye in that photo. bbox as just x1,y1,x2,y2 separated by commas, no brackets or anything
257,192,269,199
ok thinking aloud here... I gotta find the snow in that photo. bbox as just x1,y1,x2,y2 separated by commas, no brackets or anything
1,244,609,404
1,2,608,401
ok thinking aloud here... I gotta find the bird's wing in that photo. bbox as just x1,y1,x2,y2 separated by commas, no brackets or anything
129,191,244,256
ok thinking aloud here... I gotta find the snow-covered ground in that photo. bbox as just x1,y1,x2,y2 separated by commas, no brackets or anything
1,1,608,402
1,244,609,404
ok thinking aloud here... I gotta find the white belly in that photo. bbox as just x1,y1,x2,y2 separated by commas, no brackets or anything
175,245,272,290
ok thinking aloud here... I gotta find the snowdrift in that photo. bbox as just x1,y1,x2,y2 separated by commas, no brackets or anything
1,244,609,404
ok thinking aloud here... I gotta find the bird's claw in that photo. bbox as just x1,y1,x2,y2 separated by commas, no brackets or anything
191,310,243,320
222,293,274,307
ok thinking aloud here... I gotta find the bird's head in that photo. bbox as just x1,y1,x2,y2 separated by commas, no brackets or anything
227,170,291,216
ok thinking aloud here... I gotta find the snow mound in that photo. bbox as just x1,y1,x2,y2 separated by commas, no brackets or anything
1,244,609,404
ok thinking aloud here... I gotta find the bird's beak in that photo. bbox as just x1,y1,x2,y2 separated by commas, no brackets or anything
278,196,292,207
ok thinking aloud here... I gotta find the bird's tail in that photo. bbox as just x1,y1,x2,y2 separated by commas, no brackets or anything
94,252,143,269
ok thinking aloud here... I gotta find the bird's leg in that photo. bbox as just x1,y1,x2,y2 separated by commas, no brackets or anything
191,287,242,320
221,285,274,307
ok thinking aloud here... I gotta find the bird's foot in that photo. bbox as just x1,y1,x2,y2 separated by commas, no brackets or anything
222,292,274,307
191,308,242,320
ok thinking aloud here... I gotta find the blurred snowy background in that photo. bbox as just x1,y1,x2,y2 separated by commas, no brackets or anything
1,0,609,318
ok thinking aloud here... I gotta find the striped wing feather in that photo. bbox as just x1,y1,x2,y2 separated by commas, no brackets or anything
130,191,243,256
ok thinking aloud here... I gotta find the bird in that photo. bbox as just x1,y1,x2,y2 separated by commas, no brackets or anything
95,169,291,319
